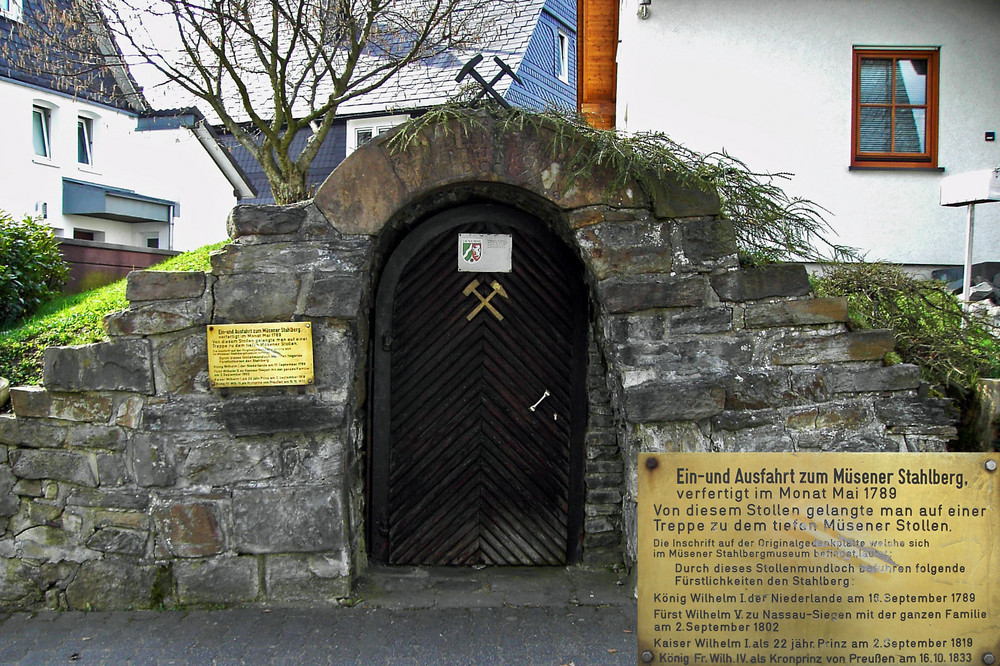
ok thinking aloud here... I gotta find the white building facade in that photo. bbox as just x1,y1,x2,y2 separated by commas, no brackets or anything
615,0,1000,271
1,77,239,252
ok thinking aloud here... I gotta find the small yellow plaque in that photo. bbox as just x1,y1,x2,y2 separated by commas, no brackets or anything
638,452,999,665
206,322,314,387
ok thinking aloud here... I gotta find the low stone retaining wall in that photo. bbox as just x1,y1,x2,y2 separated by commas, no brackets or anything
0,112,956,610
969,378,1000,450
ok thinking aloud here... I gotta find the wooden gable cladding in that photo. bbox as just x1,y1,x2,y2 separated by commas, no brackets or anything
577,0,618,129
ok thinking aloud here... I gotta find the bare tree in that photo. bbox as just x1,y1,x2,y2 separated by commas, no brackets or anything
7,0,517,203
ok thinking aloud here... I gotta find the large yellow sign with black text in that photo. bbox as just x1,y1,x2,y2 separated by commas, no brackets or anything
638,453,999,665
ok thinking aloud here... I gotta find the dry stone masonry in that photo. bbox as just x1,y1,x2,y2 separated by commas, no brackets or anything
0,112,955,609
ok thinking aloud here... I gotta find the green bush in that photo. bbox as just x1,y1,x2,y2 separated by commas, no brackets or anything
0,211,69,328
813,263,1000,392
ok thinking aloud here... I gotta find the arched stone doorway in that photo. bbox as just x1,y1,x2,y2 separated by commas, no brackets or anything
0,109,955,610
369,203,588,566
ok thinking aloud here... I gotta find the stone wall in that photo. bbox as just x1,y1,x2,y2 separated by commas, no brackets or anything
0,111,956,609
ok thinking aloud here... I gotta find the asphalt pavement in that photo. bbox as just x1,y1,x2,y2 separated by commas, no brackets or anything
0,566,638,665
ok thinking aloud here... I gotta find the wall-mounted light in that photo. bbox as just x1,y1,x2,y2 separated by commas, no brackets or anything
638,0,651,20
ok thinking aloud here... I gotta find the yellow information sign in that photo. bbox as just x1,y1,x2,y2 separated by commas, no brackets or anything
207,322,314,387
638,452,999,665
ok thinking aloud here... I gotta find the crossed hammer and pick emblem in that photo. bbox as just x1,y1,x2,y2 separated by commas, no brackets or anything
463,279,508,321
455,55,523,110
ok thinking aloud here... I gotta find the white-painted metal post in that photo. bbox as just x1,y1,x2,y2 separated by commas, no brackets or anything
941,168,1000,305
962,203,975,303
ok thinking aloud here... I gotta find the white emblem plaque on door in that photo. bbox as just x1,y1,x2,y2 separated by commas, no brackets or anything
458,233,512,272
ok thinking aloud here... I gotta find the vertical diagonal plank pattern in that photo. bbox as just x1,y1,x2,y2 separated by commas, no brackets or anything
378,208,585,566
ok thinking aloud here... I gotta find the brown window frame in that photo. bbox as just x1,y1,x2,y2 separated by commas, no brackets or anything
851,47,939,168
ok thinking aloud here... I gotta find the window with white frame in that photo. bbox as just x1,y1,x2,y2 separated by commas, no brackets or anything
0,0,23,22
557,31,569,83
32,105,52,158
346,115,409,154
355,127,374,147
77,116,94,165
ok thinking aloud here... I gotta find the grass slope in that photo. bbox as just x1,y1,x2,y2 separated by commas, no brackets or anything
0,241,226,387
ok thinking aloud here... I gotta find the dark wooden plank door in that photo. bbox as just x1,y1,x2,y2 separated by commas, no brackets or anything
371,204,586,566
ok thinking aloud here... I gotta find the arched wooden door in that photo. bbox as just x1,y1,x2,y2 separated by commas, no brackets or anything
370,204,587,566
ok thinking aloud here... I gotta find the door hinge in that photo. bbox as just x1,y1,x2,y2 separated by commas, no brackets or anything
382,332,392,351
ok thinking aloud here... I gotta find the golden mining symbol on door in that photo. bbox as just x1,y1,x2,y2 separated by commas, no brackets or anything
463,279,508,321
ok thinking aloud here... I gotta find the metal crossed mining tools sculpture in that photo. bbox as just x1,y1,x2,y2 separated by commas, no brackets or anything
456,54,523,109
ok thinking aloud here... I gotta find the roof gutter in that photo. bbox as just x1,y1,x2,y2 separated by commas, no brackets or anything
189,120,257,199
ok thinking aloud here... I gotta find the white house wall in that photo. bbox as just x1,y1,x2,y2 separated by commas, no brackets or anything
616,0,1000,268
1,78,235,252
133,127,235,251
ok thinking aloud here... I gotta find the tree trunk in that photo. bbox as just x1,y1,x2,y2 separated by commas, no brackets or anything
268,164,311,205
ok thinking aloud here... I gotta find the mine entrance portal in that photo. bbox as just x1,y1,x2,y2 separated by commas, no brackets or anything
371,204,587,566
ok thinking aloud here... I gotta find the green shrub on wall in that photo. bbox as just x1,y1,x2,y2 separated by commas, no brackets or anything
0,211,68,328
813,263,1000,392
814,264,1000,450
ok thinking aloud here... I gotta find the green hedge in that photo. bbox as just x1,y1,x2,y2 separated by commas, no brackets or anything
0,212,68,328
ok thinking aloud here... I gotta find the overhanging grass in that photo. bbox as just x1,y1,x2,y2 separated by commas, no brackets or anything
389,104,860,264
0,240,226,387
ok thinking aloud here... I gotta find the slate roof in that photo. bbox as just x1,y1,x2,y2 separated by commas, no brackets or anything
335,1,546,116
142,0,547,122
216,123,344,204
0,0,146,112
152,0,565,205
504,5,575,112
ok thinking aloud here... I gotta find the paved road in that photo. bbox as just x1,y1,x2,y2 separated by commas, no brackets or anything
0,605,638,665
